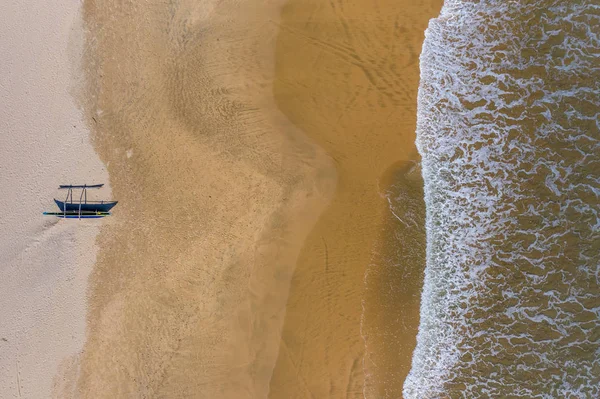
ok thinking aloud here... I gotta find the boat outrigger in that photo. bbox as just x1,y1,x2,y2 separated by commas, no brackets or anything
43,184,117,219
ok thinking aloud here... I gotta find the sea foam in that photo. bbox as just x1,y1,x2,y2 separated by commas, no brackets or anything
404,1,600,397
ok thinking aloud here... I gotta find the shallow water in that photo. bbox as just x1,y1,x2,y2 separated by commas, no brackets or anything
404,1,600,397
268,0,442,397
362,161,427,398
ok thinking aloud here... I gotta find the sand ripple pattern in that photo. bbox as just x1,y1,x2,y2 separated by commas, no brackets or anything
75,1,334,398
405,1,600,397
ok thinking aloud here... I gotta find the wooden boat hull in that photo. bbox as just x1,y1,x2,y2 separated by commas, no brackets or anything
54,199,118,212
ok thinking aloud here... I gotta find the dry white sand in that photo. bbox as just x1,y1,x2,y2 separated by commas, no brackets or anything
0,1,109,397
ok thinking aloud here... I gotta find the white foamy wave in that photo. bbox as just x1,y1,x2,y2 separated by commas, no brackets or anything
404,0,600,397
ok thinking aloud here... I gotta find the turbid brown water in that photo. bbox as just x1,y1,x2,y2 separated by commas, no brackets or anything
404,2,600,397
268,1,442,398
362,161,427,398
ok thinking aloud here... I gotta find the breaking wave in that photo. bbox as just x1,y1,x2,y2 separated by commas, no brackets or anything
404,1,600,397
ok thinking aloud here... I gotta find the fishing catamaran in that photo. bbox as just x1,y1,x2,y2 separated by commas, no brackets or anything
43,184,117,219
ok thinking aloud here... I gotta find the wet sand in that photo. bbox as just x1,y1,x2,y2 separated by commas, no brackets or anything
268,0,442,398
71,0,441,397
73,1,334,398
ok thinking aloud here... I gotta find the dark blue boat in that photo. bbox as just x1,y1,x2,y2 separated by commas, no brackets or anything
47,184,118,217
54,198,118,212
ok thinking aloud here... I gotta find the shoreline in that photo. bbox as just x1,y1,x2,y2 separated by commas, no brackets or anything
362,160,427,397
268,0,443,397
0,1,109,398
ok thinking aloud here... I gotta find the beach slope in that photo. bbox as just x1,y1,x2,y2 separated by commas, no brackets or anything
75,1,334,397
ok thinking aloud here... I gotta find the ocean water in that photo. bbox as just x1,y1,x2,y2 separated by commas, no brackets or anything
404,1,600,397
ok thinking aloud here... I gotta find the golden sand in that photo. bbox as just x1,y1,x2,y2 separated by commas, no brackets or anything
69,0,441,397
73,1,334,397
268,0,442,397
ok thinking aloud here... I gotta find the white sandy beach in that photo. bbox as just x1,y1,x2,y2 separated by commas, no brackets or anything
0,1,109,397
